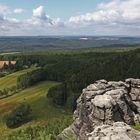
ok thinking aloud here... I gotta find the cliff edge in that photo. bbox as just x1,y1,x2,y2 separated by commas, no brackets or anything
59,78,140,140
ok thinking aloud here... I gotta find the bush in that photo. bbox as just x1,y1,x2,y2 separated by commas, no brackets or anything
47,84,67,106
0,86,18,99
17,69,46,88
5,103,32,128
1,117,72,140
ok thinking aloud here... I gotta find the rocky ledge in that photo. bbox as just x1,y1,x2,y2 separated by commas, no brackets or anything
59,78,140,140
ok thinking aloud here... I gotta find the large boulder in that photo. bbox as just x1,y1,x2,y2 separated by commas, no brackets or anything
59,79,140,140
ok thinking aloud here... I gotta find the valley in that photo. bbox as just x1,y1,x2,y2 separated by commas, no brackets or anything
0,42,140,139
0,0,140,139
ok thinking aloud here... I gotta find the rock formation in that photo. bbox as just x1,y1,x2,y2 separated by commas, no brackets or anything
59,78,140,140
87,122,140,140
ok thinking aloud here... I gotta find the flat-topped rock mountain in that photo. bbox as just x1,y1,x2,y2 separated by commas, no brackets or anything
59,78,140,140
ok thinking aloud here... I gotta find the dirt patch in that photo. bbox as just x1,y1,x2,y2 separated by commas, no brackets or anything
0,100,17,115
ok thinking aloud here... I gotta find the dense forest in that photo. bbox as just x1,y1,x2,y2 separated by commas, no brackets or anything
4,47,139,110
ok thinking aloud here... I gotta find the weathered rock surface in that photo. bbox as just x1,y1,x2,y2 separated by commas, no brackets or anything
88,122,140,140
59,79,140,140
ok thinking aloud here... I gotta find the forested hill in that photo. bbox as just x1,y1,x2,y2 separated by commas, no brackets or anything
4,47,139,110
0,36,140,52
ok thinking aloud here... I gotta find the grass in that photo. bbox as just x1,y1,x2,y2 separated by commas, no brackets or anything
0,66,72,139
0,67,37,90
132,124,140,131
0,80,72,136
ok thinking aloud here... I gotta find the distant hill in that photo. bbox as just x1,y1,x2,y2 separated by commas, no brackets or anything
0,36,140,52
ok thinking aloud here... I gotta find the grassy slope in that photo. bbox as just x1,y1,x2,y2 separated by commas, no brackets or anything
0,67,36,90
0,80,72,136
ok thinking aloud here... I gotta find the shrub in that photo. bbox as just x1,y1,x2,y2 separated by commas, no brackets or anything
47,83,67,106
17,69,46,88
1,117,72,140
5,103,32,128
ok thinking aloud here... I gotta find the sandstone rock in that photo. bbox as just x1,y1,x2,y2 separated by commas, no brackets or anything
126,78,140,86
60,79,140,140
88,122,140,140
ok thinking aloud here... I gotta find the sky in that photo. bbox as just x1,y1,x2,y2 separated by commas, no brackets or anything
0,0,140,36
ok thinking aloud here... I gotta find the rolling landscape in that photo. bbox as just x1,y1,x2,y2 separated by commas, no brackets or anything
0,0,140,140
0,36,140,52
0,45,140,139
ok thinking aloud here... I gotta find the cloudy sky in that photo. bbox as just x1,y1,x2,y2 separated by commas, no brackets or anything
0,0,140,36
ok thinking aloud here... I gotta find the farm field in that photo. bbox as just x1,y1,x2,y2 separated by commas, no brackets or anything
0,52,20,56
0,67,37,90
0,61,16,69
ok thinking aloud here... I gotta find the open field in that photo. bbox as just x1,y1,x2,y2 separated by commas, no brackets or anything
0,81,59,116
0,61,16,69
0,81,72,136
0,67,37,90
0,52,20,56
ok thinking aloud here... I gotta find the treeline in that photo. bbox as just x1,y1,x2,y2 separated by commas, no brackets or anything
0,86,19,99
17,48,140,110
47,83,67,106
17,69,47,88
0,53,59,74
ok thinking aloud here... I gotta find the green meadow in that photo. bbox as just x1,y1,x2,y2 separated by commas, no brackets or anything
0,70,72,139
0,68,37,90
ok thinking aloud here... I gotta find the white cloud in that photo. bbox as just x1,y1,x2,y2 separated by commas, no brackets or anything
24,5,64,28
0,5,64,36
14,8,26,14
0,1,140,36
68,0,140,25
0,4,11,16
67,0,140,36
31,6,54,26
33,6,46,19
